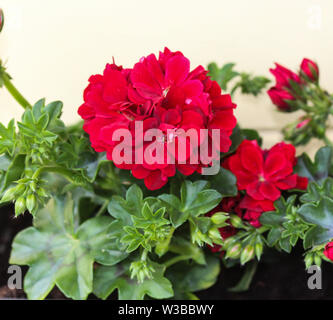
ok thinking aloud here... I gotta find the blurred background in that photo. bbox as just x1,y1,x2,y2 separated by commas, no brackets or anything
0,0,332,152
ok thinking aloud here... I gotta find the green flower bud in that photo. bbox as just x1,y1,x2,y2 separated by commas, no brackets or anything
37,188,48,198
255,242,263,260
226,243,241,259
230,214,244,228
314,255,322,267
29,181,37,192
208,227,223,245
240,244,255,265
305,254,313,269
222,236,237,250
26,193,37,212
15,197,26,216
211,212,229,225
1,188,17,203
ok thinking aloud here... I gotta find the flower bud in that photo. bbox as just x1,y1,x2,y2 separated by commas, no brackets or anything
0,9,4,33
314,255,322,267
1,184,25,202
211,212,229,225
296,118,311,129
305,254,313,269
240,244,255,265
208,228,223,245
29,181,37,192
26,193,37,212
1,188,17,203
230,214,244,228
267,87,295,112
300,58,319,82
255,242,263,260
15,197,26,216
226,243,241,259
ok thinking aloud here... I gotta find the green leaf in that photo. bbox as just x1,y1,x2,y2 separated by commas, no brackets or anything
208,62,239,90
165,254,220,299
159,180,222,227
108,184,144,225
0,154,25,192
206,167,237,198
10,196,127,300
300,178,333,203
295,146,333,184
0,119,16,156
298,196,333,245
93,262,173,300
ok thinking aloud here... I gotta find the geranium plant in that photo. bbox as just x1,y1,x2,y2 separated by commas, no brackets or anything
1,11,333,300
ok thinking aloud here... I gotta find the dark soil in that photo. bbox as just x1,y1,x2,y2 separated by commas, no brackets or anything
0,205,332,300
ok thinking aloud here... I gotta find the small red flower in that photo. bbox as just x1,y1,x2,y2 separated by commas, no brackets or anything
223,140,308,201
324,242,333,261
78,48,237,190
300,58,319,82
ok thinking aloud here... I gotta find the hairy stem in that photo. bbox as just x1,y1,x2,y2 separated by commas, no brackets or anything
2,71,32,109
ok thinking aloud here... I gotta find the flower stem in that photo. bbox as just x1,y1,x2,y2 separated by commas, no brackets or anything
164,254,191,268
2,71,32,109
96,200,109,217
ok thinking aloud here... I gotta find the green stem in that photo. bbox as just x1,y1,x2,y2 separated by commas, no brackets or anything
164,254,191,268
95,200,109,217
2,72,32,109
32,165,87,185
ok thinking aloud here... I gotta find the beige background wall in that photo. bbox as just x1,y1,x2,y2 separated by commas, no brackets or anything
0,0,332,152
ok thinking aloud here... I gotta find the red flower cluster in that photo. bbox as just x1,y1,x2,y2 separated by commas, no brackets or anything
223,140,308,202
267,58,318,111
78,48,237,190
207,139,308,255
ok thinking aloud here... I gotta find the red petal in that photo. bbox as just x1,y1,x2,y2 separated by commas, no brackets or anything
144,170,168,190
259,182,281,201
165,55,190,85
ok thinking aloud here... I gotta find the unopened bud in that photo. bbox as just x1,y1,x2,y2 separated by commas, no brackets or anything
29,181,37,192
314,255,322,267
240,244,255,265
0,9,4,33
26,193,37,212
226,243,241,259
305,254,313,269
230,214,244,228
255,242,263,260
208,228,223,245
15,197,26,216
211,212,229,225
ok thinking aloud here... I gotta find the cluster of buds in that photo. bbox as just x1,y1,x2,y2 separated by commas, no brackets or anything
0,169,48,216
267,58,333,146
222,227,264,265
129,259,155,283
190,211,231,247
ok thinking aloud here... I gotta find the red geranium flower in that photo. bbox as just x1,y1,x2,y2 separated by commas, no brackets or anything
223,140,308,201
78,48,237,190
